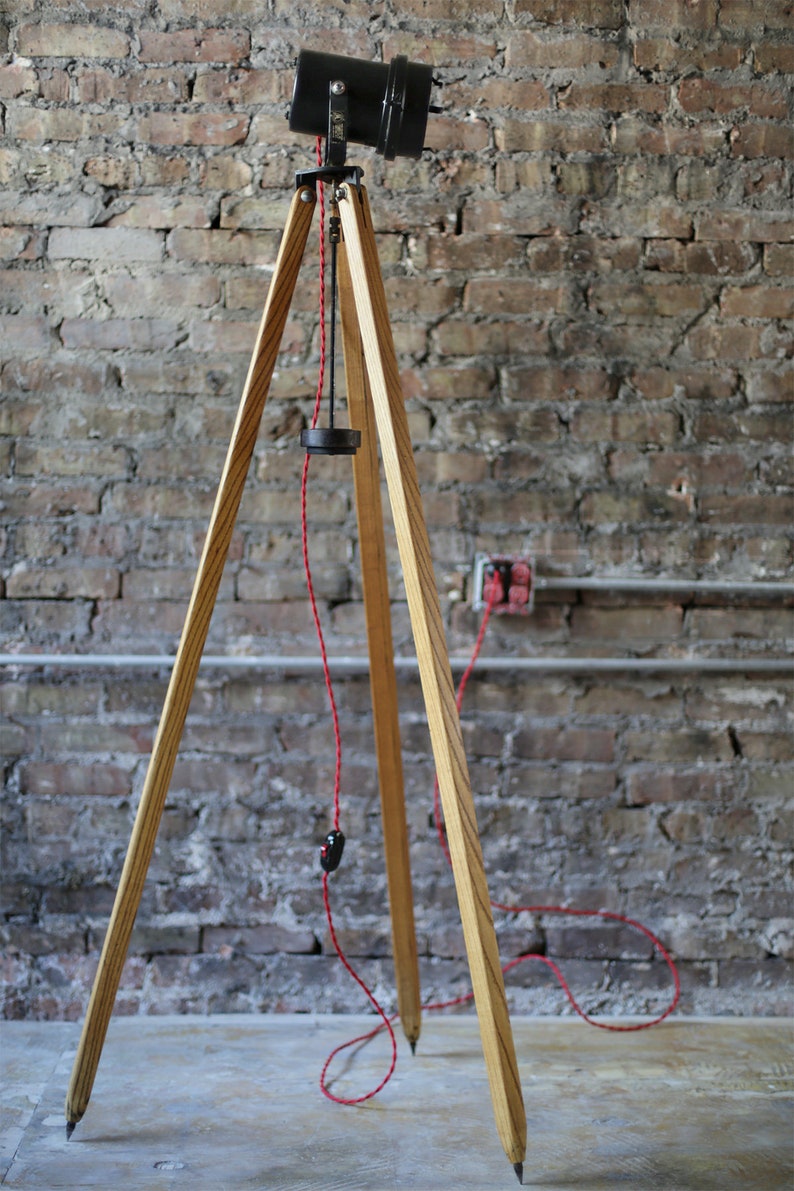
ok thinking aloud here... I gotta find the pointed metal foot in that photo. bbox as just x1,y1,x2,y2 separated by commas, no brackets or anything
513,1161,524,1184
410,1039,416,1055
66,1121,76,1140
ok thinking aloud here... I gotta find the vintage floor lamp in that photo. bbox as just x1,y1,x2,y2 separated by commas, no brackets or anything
65,51,527,1183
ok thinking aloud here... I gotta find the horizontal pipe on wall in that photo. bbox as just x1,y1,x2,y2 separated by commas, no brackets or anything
533,577,794,597
0,653,790,674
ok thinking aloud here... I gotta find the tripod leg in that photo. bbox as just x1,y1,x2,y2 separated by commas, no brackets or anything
337,241,422,1050
337,184,526,1175
65,186,317,1133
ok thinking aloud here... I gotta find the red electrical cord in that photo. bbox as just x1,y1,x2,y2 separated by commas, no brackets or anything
301,139,680,1103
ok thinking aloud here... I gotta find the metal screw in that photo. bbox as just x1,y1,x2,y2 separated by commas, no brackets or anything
299,188,314,203
335,185,348,202
330,80,346,95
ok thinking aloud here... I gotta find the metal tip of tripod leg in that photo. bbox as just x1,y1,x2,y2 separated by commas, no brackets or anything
66,1121,76,1140
513,1161,524,1184
410,1039,416,1055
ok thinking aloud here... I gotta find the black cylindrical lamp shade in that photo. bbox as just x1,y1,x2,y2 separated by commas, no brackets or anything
289,50,433,160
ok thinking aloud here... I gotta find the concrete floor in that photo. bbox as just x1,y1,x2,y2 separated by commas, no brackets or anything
1,1014,792,1190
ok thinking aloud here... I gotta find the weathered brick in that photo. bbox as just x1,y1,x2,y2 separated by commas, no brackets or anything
589,280,710,320
694,211,794,243
496,120,607,154
679,79,788,119
0,61,37,97
634,38,743,72
561,82,669,113
611,116,726,157
76,67,189,104
720,286,794,319
48,227,164,262
138,28,250,63
730,123,794,160
136,113,250,146
506,31,619,68
8,108,123,141
167,228,280,264
16,22,130,57
629,0,718,27
754,43,794,74
464,278,573,316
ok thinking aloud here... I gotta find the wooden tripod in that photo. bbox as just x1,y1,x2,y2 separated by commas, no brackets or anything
65,171,527,1182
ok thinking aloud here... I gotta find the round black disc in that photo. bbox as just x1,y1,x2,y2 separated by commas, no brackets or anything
300,427,362,455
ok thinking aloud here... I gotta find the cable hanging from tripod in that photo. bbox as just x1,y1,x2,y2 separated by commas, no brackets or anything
300,134,679,1104
301,136,397,1101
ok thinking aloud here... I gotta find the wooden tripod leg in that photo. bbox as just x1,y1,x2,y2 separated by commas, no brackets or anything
65,186,317,1131
337,241,422,1050
337,184,526,1176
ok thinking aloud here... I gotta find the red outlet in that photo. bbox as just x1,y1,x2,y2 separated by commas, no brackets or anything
473,554,534,615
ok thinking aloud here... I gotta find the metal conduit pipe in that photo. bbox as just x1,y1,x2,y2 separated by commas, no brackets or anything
534,577,794,597
0,653,790,674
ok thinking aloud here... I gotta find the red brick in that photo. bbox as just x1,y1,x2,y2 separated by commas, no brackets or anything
106,196,213,229
754,43,794,74
503,367,617,402
679,79,788,118
16,22,130,58
582,201,692,238
138,29,250,63
513,0,624,23
0,61,37,98
76,67,188,104
629,0,718,27
8,108,122,141
192,68,280,104
104,274,221,311
763,244,794,277
695,211,794,242
645,239,758,276
445,78,549,110
20,762,132,797
721,285,794,319
0,227,45,261
687,323,765,361
496,120,607,153
612,116,726,157
731,123,794,160
60,318,179,351
514,726,615,763
527,235,641,273
6,564,120,600
589,280,710,319
507,31,619,68
167,228,280,264
560,82,669,113
49,227,164,262
432,320,549,357
136,112,250,146
719,0,794,29
463,278,573,315
0,315,50,350
634,38,743,71
745,370,793,404
571,409,679,445
700,493,794,526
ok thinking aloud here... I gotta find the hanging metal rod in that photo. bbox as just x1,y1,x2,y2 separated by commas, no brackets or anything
0,653,790,674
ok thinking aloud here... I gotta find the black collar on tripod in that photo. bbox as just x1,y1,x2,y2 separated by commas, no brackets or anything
294,163,364,194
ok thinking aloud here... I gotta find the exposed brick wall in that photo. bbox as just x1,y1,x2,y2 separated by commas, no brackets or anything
1,1,792,1022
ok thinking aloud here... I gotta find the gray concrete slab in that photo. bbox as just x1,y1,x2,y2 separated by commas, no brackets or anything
1,1014,792,1189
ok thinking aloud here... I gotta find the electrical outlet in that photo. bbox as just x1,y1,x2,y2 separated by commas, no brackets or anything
472,553,534,615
